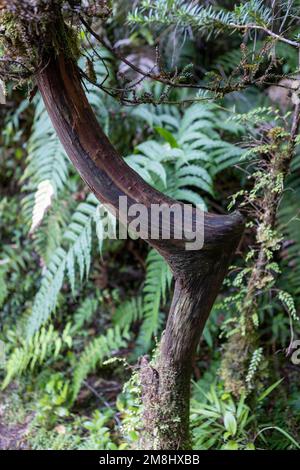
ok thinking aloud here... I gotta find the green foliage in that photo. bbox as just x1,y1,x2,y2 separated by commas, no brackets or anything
23,98,243,349
34,373,72,426
136,249,172,354
79,410,121,450
1,1,300,451
245,347,263,388
25,194,103,338
2,323,72,389
129,102,244,188
113,298,143,329
191,383,255,450
71,296,99,333
72,326,130,401
129,0,273,34
219,115,300,396
278,290,299,322
0,266,8,308
21,45,112,242
278,186,300,306
190,374,298,450
117,371,143,447
21,99,69,233
26,247,67,338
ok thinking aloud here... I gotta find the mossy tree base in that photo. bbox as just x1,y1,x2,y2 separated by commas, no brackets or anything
140,358,191,450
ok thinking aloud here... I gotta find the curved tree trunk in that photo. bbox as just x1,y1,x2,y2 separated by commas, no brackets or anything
36,53,244,449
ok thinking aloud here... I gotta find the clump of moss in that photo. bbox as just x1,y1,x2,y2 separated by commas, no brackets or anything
220,334,251,396
220,332,268,397
0,0,111,83
0,11,36,80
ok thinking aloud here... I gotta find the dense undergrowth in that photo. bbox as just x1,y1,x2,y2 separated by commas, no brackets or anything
0,0,300,450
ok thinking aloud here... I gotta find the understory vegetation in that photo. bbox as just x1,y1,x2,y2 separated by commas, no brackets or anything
1,0,300,450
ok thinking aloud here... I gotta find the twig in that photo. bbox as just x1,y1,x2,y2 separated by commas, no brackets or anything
229,23,300,49
80,16,211,91
82,380,122,427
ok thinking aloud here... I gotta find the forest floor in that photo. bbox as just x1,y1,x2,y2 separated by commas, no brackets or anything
0,388,31,449
0,419,30,449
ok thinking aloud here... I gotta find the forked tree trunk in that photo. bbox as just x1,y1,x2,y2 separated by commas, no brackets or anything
36,53,244,449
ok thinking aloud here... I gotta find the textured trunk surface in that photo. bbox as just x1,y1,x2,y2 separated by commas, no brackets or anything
140,235,241,449
36,52,244,450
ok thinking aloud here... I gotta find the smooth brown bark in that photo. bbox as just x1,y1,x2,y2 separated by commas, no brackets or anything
36,53,244,449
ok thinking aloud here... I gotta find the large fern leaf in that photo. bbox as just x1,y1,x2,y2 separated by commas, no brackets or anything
21,98,69,232
26,194,112,338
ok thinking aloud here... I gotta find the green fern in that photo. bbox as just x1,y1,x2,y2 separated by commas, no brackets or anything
0,266,8,308
129,0,273,34
113,297,143,330
278,186,300,307
72,326,130,400
26,194,110,338
245,347,263,388
21,45,113,237
31,199,68,264
2,323,72,389
72,296,99,333
26,247,67,339
21,98,69,232
129,102,244,187
136,249,172,354
112,260,171,355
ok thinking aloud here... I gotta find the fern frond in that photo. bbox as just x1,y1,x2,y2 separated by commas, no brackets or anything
129,102,244,196
72,326,130,400
208,141,244,176
2,323,72,389
0,266,8,308
21,98,69,231
26,247,67,338
278,186,300,304
113,297,143,329
129,0,273,34
26,194,104,337
31,199,68,264
71,296,99,333
22,47,113,236
136,249,172,354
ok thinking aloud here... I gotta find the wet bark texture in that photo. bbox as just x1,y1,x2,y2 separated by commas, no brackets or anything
36,53,244,449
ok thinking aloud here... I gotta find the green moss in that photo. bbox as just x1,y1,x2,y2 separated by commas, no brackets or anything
59,23,81,61
0,5,81,83
139,357,191,450
0,12,36,61
220,332,269,397
220,334,250,396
